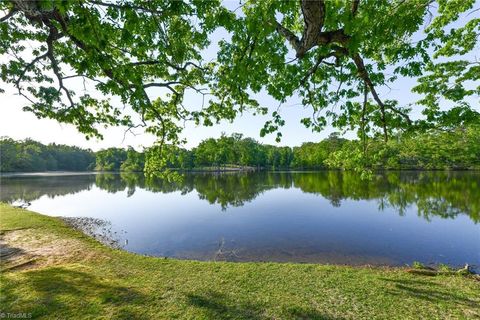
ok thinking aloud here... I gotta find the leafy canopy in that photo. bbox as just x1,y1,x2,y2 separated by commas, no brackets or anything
1,0,479,146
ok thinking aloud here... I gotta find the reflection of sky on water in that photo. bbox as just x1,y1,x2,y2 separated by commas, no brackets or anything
1,172,479,270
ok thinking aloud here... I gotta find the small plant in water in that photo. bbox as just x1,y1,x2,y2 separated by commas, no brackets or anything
412,261,425,269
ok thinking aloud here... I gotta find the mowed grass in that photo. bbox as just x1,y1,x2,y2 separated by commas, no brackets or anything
0,203,479,319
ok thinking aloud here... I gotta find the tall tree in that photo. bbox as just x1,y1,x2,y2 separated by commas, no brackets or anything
0,0,236,143
214,0,479,142
1,0,478,156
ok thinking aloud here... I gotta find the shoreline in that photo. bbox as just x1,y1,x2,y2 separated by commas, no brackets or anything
56,215,478,273
2,168,480,177
1,203,479,318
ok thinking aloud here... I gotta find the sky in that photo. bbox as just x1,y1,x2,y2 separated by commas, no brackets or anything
0,1,478,151
0,84,334,151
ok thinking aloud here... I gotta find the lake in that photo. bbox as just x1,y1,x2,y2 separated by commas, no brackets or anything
1,171,478,271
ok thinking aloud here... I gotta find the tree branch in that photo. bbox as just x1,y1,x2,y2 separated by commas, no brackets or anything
352,54,388,141
386,104,413,124
87,0,164,15
62,74,106,85
300,0,326,56
353,53,413,138
361,80,368,153
14,52,49,89
143,81,182,89
274,2,349,59
301,52,337,84
351,0,360,17
0,8,17,22
45,26,75,108
275,21,301,53
127,59,205,72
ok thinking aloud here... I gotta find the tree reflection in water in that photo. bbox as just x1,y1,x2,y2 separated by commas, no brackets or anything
1,171,478,223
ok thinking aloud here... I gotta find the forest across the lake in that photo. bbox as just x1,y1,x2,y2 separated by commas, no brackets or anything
1,124,479,173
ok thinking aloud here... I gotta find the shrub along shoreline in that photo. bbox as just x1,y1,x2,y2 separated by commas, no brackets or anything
0,203,479,319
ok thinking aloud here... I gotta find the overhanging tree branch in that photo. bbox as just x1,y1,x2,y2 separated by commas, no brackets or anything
352,54,388,141
352,54,412,127
351,0,360,17
275,21,301,53
300,0,326,56
0,8,17,22
301,51,338,84
87,0,164,15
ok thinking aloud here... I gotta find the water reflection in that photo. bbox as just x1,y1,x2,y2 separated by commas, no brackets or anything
0,174,96,203
2,171,478,223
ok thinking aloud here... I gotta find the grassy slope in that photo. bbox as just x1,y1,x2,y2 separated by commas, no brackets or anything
0,204,479,320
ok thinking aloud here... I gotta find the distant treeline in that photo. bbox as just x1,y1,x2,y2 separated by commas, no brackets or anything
0,138,95,172
145,126,480,171
1,124,479,172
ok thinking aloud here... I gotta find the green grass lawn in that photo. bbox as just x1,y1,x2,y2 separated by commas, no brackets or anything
0,203,479,319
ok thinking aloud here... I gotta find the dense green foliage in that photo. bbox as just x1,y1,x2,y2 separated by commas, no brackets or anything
1,1,478,150
94,147,144,172
326,125,480,170
0,137,94,172
0,138,144,173
291,133,347,169
148,126,480,172
297,125,480,171
190,133,292,169
94,148,127,171
1,204,479,319
215,0,480,142
2,124,479,173
120,147,145,172
144,133,294,175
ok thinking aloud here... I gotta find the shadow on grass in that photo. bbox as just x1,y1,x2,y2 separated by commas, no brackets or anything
380,277,478,308
0,241,34,271
186,290,343,320
0,242,26,262
2,267,146,319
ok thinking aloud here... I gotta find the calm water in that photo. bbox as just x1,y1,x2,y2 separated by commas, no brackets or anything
1,171,479,270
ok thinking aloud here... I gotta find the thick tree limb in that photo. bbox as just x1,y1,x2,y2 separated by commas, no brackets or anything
274,0,350,58
275,19,349,58
0,8,17,22
299,0,326,56
275,21,301,53
351,0,360,17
